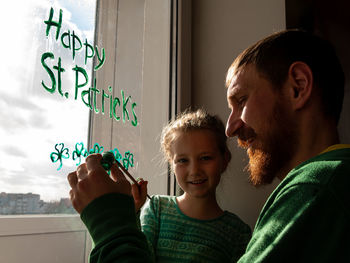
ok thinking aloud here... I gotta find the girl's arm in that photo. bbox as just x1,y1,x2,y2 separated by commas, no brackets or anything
140,196,160,260
131,179,148,230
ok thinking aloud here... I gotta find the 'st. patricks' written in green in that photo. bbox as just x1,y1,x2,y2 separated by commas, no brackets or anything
41,7,138,127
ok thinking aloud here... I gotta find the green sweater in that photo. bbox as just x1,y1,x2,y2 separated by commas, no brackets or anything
238,147,350,263
81,193,153,263
140,195,251,262
81,148,350,262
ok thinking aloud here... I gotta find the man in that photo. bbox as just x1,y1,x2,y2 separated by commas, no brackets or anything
68,30,350,262
225,29,350,262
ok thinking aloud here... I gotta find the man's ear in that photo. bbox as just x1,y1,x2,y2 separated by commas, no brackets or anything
286,61,313,110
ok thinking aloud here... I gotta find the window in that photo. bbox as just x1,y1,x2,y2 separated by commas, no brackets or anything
89,0,178,196
0,0,96,214
0,0,183,217
0,1,180,262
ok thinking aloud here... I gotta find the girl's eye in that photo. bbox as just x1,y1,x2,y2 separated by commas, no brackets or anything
175,158,187,164
200,155,212,161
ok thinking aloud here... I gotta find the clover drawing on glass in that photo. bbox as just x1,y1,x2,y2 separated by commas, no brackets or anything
50,142,134,172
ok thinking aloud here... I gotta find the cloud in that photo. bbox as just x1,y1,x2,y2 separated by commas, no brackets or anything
0,93,42,111
3,145,28,158
29,111,52,129
0,0,94,202
0,93,52,132
59,0,96,31
0,111,28,133
0,144,81,201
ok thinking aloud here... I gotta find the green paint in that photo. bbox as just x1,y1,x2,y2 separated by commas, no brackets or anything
112,147,123,161
53,57,65,96
71,31,82,60
50,142,135,171
42,7,140,128
61,30,71,49
41,52,66,96
44,7,62,40
94,46,105,71
72,65,88,100
91,77,100,114
72,142,88,165
121,90,130,123
122,151,134,170
131,102,138,126
108,86,113,118
102,88,109,114
89,143,104,155
50,143,69,171
41,52,56,93
112,97,121,121
41,48,139,127
70,76,138,126
44,7,104,66
84,39,94,65
81,88,92,110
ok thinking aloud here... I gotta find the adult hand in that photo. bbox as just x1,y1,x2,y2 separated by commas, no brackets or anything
67,153,131,214
131,179,148,212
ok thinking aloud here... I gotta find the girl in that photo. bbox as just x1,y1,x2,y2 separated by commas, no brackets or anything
133,109,251,262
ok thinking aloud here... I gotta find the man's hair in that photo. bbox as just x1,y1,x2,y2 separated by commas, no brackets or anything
226,29,345,123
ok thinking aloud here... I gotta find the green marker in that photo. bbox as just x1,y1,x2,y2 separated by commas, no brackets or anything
101,151,116,171
101,151,151,199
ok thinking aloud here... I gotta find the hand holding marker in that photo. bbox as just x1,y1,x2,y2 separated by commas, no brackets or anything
101,151,151,199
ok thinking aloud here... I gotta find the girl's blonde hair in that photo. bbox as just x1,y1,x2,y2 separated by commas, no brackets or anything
160,108,231,164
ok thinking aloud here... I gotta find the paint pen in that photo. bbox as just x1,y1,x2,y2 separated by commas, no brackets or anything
101,151,151,199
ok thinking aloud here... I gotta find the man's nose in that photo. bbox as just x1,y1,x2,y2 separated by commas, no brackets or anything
225,110,244,137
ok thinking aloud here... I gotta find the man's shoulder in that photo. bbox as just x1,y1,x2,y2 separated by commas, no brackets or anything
266,147,350,214
285,147,350,187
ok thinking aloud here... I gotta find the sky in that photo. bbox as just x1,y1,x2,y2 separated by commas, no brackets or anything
0,0,96,201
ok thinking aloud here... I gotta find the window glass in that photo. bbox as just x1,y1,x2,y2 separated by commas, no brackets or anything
89,0,171,198
0,0,96,214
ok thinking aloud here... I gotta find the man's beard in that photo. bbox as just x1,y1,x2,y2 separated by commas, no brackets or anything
238,101,297,186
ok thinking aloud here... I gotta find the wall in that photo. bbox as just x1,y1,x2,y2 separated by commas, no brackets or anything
285,0,350,144
190,0,286,228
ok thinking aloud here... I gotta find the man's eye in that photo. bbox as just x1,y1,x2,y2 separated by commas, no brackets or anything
238,96,247,106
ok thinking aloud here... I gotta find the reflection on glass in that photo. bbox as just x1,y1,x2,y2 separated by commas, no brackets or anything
0,0,96,215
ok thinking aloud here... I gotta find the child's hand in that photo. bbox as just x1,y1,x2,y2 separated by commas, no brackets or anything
131,178,148,212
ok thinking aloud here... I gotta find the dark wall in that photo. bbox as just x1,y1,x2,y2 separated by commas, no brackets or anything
286,0,350,142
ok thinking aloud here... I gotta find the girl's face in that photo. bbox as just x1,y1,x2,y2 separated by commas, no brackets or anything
171,129,229,199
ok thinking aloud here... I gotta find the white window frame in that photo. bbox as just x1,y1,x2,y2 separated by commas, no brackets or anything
0,215,91,262
88,0,180,196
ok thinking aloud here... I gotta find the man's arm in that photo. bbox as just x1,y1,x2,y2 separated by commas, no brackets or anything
67,154,153,263
238,184,348,263
82,193,153,263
